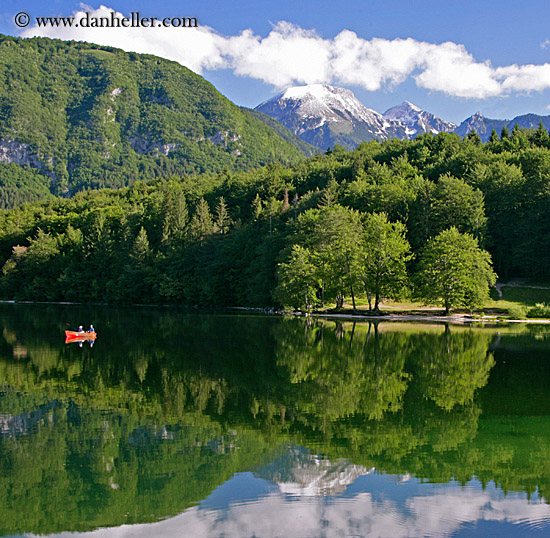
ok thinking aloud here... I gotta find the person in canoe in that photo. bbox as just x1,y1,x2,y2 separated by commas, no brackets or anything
78,325,84,333
87,324,95,333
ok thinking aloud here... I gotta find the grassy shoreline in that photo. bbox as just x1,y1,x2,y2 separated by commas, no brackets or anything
288,280,550,324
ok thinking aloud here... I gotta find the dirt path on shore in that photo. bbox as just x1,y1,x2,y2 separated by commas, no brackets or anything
495,279,550,299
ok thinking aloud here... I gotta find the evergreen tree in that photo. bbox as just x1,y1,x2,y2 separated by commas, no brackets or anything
532,121,550,147
252,194,263,220
189,198,215,245
215,196,232,234
488,129,499,144
131,227,151,264
466,130,482,145
162,188,188,243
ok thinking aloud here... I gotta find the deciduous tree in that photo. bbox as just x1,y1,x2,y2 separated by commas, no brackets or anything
416,227,496,314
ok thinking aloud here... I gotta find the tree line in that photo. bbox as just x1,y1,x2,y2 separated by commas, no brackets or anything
2,126,550,311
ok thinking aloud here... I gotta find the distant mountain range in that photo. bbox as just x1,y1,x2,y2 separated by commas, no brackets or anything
255,84,550,149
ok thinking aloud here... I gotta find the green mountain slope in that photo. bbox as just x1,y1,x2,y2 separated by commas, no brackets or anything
0,34,307,204
243,107,321,157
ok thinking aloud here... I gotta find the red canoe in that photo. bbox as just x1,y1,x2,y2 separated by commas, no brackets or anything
65,330,97,343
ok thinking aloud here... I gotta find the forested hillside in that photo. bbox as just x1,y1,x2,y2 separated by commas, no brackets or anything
0,34,308,206
1,128,549,307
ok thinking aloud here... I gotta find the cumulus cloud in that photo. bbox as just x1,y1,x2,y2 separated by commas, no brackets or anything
21,5,550,98
496,64,550,93
227,22,332,87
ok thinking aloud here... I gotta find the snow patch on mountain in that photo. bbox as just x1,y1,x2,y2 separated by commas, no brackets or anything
262,84,385,127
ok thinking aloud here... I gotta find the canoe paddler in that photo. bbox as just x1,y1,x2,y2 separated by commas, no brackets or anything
78,325,84,333
87,324,94,333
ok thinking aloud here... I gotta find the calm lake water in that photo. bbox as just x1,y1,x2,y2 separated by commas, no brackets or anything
1,303,550,537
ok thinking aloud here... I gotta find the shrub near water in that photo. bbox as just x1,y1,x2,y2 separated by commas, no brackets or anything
527,303,550,318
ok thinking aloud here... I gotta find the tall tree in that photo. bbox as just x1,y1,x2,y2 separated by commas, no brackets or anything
188,198,215,245
274,245,319,311
296,205,364,310
416,227,496,315
362,212,413,312
162,187,188,243
215,196,232,234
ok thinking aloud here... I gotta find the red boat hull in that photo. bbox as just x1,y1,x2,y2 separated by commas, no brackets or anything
65,331,97,343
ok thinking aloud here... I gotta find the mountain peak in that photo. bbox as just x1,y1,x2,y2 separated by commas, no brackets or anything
255,84,399,149
383,101,455,136
385,101,422,114
265,84,378,123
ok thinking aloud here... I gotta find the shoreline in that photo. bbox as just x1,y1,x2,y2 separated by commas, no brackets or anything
231,307,550,325
2,300,550,324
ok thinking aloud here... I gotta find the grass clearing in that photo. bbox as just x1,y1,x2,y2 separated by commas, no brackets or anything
323,282,550,320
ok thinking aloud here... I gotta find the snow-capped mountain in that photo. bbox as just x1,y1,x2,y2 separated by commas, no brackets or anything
383,101,456,136
255,84,407,150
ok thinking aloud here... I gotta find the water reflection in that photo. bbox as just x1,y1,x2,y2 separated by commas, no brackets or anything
0,304,550,536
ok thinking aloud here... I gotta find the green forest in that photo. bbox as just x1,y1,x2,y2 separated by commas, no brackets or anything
1,127,550,311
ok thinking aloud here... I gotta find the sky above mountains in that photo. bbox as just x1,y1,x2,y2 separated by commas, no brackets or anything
1,0,550,123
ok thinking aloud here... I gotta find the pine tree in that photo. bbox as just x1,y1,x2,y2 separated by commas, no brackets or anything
320,178,339,207
466,130,482,145
131,227,151,264
215,196,232,234
162,189,188,243
488,129,499,144
189,198,215,244
532,121,550,147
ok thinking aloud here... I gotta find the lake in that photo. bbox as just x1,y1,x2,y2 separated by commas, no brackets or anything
1,303,550,537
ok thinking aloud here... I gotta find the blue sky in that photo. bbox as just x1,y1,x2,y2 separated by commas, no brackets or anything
2,0,550,123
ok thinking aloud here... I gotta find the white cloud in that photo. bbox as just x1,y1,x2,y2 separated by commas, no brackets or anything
20,5,550,99
415,42,502,98
227,22,332,87
496,64,550,93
